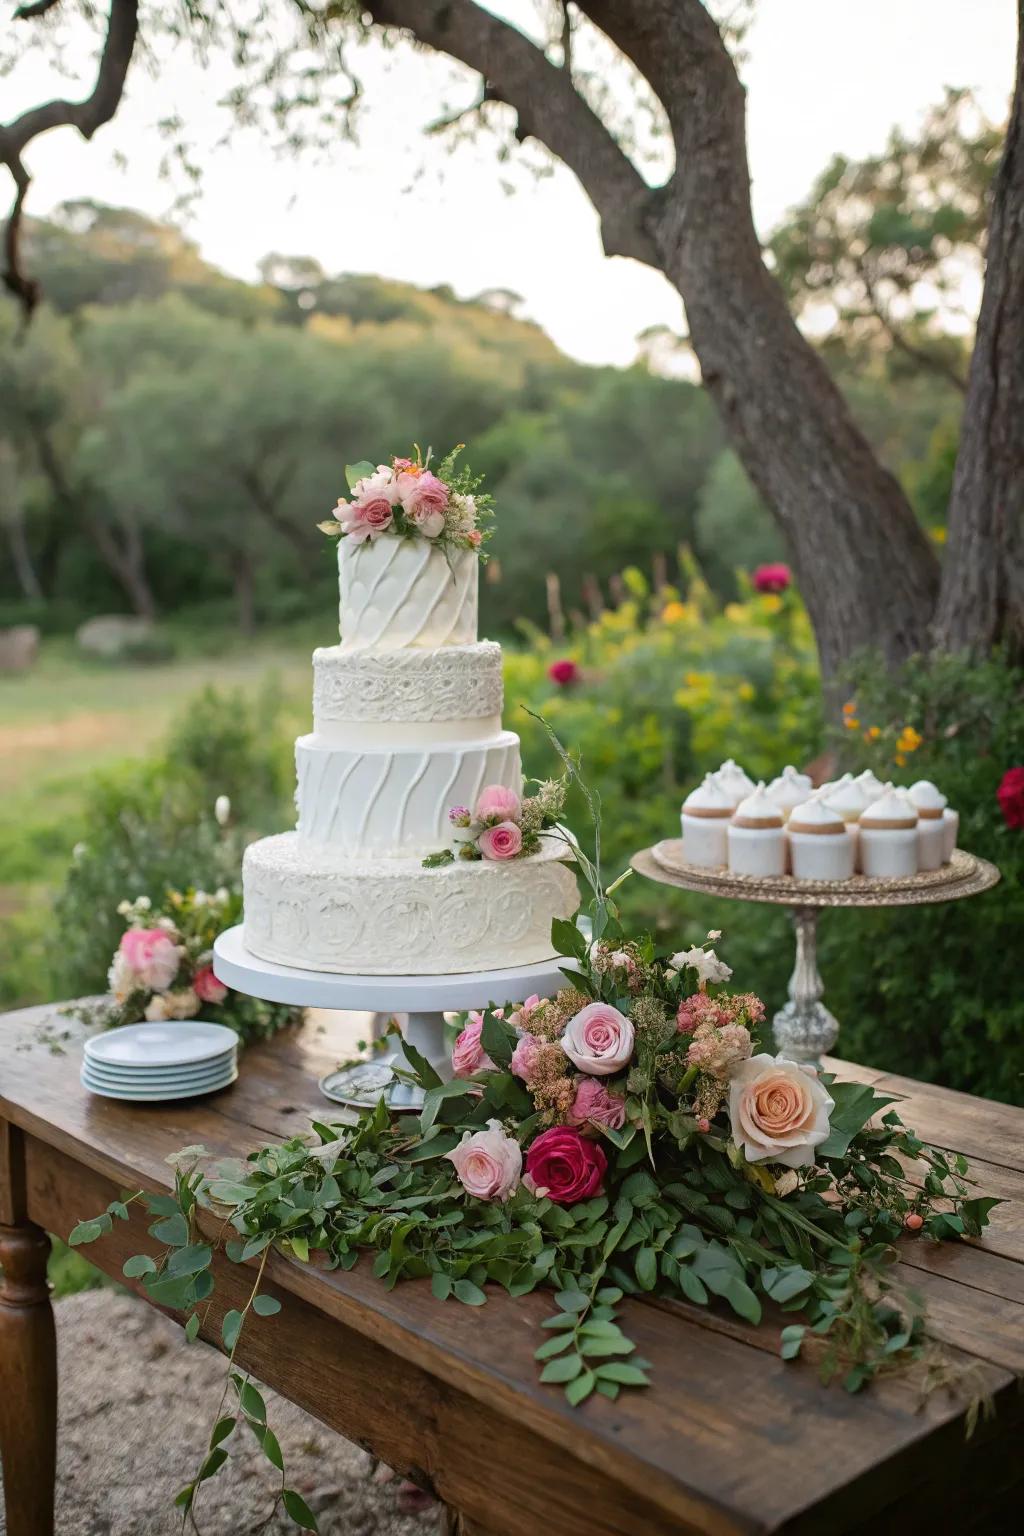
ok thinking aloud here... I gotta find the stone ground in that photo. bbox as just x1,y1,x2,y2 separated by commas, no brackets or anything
0,1290,438,1536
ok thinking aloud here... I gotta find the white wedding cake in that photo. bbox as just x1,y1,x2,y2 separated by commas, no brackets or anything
242,463,579,975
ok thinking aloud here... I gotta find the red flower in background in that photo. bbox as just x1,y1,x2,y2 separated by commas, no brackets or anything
548,658,580,686
753,563,792,594
997,767,1024,829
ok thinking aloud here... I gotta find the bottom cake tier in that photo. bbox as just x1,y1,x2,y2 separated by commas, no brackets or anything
242,831,580,975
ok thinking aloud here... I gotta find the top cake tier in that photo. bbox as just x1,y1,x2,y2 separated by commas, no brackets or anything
339,537,477,652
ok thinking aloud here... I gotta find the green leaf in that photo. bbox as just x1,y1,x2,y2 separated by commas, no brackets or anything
282,1488,319,1531
210,1416,236,1449
166,1243,213,1278
222,1310,244,1351
237,1380,267,1423
289,1235,310,1263
106,1200,130,1221
551,916,588,961
399,1038,444,1089
579,1335,636,1358
595,1286,623,1305
780,1325,805,1360
255,1425,285,1472
344,460,375,491
453,1279,486,1306
540,1353,583,1384
400,1131,461,1163
184,1313,201,1343
197,1447,229,1483
252,1294,282,1317
535,1333,575,1361
142,1272,199,1311
594,1362,650,1387
540,1311,577,1330
678,1268,708,1306
565,1369,597,1406
634,1247,658,1292
144,1193,181,1217
150,1213,189,1248
68,1218,105,1247
554,1288,589,1313
765,1266,813,1304
430,1272,452,1302
122,1253,157,1278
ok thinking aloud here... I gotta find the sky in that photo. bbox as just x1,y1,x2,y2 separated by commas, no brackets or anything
5,0,1017,366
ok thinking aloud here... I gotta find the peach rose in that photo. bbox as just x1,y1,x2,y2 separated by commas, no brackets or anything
478,821,522,860
560,1002,635,1077
475,784,522,823
445,1119,521,1201
728,1054,834,1169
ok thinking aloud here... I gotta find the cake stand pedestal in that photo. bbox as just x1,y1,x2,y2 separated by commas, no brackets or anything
213,925,570,1110
630,842,999,1064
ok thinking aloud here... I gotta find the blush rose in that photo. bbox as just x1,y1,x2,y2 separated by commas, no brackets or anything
567,1077,626,1131
475,784,522,822
451,1012,496,1076
397,470,449,538
446,1119,521,1201
478,821,522,860
340,496,394,542
509,1030,542,1081
728,1054,834,1168
560,1002,635,1076
524,1127,607,1204
117,928,181,993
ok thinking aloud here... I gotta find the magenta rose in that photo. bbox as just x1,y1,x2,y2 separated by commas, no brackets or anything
524,1127,607,1205
753,562,791,594
561,1002,635,1076
478,821,523,860
548,659,580,687
567,1076,626,1131
475,784,522,823
451,1012,496,1076
341,495,394,543
997,766,1024,830
193,965,228,1005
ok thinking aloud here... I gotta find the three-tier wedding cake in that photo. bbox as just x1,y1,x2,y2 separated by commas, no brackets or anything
242,451,579,974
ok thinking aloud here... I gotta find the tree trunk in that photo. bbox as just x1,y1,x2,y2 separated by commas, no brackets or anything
84,512,157,620
935,11,1024,656
233,549,256,636
3,509,43,600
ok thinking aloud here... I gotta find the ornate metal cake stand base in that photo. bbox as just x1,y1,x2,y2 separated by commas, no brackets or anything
630,842,1000,1064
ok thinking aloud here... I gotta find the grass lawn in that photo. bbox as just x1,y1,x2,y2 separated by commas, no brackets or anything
0,624,314,1008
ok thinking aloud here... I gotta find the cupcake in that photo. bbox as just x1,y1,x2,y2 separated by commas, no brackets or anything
728,783,786,877
908,780,947,871
681,773,733,869
715,759,756,809
787,797,855,881
765,765,813,822
859,785,919,878
822,775,872,872
855,769,887,803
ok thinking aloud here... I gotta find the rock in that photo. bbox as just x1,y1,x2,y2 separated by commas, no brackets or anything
0,624,39,674
0,1290,438,1535
75,615,154,659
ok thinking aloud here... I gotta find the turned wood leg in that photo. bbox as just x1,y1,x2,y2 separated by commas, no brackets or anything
0,1223,56,1536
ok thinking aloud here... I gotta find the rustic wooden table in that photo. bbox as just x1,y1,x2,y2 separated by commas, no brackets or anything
1,1002,1022,1536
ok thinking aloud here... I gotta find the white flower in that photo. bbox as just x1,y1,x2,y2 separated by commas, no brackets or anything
774,1170,800,1197
728,1054,834,1170
671,946,733,986
353,466,401,504
73,842,88,861
215,887,229,903
145,987,201,1022
136,895,152,912
706,929,722,942
116,900,132,916
214,795,231,826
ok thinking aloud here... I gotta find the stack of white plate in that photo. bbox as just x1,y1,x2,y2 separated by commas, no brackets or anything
81,1021,239,1102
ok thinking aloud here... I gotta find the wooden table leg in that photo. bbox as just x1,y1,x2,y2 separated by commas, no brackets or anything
0,1222,56,1536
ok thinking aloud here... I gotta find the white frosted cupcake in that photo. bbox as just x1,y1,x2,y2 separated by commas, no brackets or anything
728,783,786,877
855,768,887,803
765,765,813,822
787,797,855,881
715,759,756,808
821,775,872,872
681,773,734,869
908,780,947,871
859,786,919,878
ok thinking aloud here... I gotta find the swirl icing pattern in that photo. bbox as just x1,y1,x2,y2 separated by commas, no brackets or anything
339,538,478,651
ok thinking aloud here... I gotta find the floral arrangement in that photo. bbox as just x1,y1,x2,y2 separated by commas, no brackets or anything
94,885,299,1045
317,444,492,555
422,777,566,867
70,733,998,1533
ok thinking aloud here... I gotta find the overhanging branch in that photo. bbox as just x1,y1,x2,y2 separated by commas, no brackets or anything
1,0,140,312
363,0,660,265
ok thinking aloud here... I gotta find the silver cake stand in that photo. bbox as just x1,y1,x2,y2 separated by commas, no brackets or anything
213,925,570,1109
631,841,1000,1063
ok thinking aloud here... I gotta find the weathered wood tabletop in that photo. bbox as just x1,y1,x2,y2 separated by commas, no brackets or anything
1,1001,1022,1536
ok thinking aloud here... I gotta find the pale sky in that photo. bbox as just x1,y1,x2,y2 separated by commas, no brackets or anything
6,0,1016,365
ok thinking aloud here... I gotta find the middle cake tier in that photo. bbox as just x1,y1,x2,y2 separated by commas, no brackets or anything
295,730,523,858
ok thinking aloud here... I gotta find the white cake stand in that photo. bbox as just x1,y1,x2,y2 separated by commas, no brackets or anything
213,925,571,1110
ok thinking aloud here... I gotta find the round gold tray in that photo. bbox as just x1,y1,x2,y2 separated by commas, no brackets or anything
632,841,1000,909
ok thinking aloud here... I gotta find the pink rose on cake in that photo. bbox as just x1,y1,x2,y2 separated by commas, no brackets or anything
339,495,394,543
478,822,522,860
475,785,522,823
396,470,449,538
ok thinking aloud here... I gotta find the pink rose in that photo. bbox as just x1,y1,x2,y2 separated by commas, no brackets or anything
510,1031,542,1081
478,821,523,861
340,495,394,543
475,784,522,823
451,1012,496,1076
560,1002,635,1076
193,965,228,1005
524,1127,607,1205
397,470,449,538
567,1076,626,1131
507,993,544,1030
118,928,180,992
446,1119,521,1201
997,766,1024,829
548,659,580,686
753,562,791,594
728,1054,834,1169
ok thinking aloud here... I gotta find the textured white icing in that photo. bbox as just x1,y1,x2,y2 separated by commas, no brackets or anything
295,730,522,856
339,538,477,651
313,641,503,743
242,831,579,975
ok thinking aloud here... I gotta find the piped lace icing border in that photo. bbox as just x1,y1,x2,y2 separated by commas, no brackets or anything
313,641,503,723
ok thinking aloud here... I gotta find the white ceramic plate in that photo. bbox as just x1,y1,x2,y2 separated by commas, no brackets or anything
84,1021,238,1069
82,1061,236,1089
81,1066,238,1102
81,1051,236,1083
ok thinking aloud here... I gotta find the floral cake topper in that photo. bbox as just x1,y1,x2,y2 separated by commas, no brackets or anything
318,444,493,555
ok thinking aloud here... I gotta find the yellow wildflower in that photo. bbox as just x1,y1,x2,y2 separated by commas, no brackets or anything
897,726,922,753
738,682,755,702
661,600,688,624
844,716,860,730
865,726,881,741
895,752,906,767
759,594,783,615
